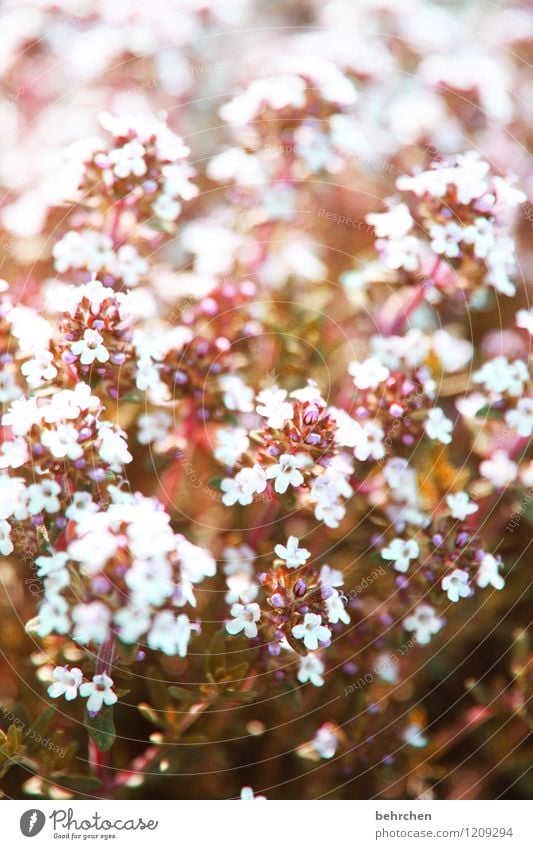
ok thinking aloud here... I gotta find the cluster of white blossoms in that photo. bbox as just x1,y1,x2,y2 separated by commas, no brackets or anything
367,152,526,298
75,111,198,224
34,492,215,657
0,382,131,482
47,667,117,716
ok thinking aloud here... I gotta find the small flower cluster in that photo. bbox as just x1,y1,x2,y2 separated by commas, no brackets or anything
34,492,214,657
368,152,525,300
225,539,350,680
73,112,197,225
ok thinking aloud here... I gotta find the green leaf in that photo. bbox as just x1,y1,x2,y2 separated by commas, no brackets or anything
85,706,116,752
474,405,503,420
168,686,196,703
206,629,229,681
28,706,56,742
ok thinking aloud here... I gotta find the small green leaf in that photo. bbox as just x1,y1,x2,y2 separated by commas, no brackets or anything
85,706,116,752
168,686,196,703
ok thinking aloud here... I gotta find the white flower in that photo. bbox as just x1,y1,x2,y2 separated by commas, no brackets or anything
71,329,109,365
98,426,133,466
0,437,29,469
41,424,83,460
221,464,267,506
312,723,338,759
479,450,517,488
313,500,346,529
403,604,444,645
79,673,118,715
297,654,325,687
476,553,505,590
72,602,111,645
354,421,386,462
381,538,419,573
22,483,51,520
152,193,182,221
429,221,463,258
441,568,470,602
126,560,174,607
177,537,217,584
379,235,421,272
319,564,344,589
214,426,250,467
240,786,266,801
0,519,13,555
219,375,254,413
108,140,147,178
473,357,528,397
348,357,389,390
2,398,43,436
47,666,83,702
366,203,413,239
21,350,57,387
36,597,70,638
515,308,533,335
226,602,261,638
292,613,331,650
110,244,148,287
330,408,365,449
462,217,495,258
65,492,98,522
274,535,311,569
424,408,453,444
256,386,293,429
137,411,172,445
222,545,255,577
446,492,479,521
147,611,192,657
35,552,69,578
505,398,533,437
265,453,308,494
161,162,198,201
325,590,350,625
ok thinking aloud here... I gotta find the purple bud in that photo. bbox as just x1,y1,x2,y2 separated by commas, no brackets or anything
92,320,104,331
432,534,443,546
343,662,358,675
55,517,67,529
294,579,307,597
456,531,469,547
111,352,127,365
173,370,188,385
62,351,77,364
270,593,285,608
303,404,320,425
136,650,146,661
305,432,322,445
73,458,86,469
